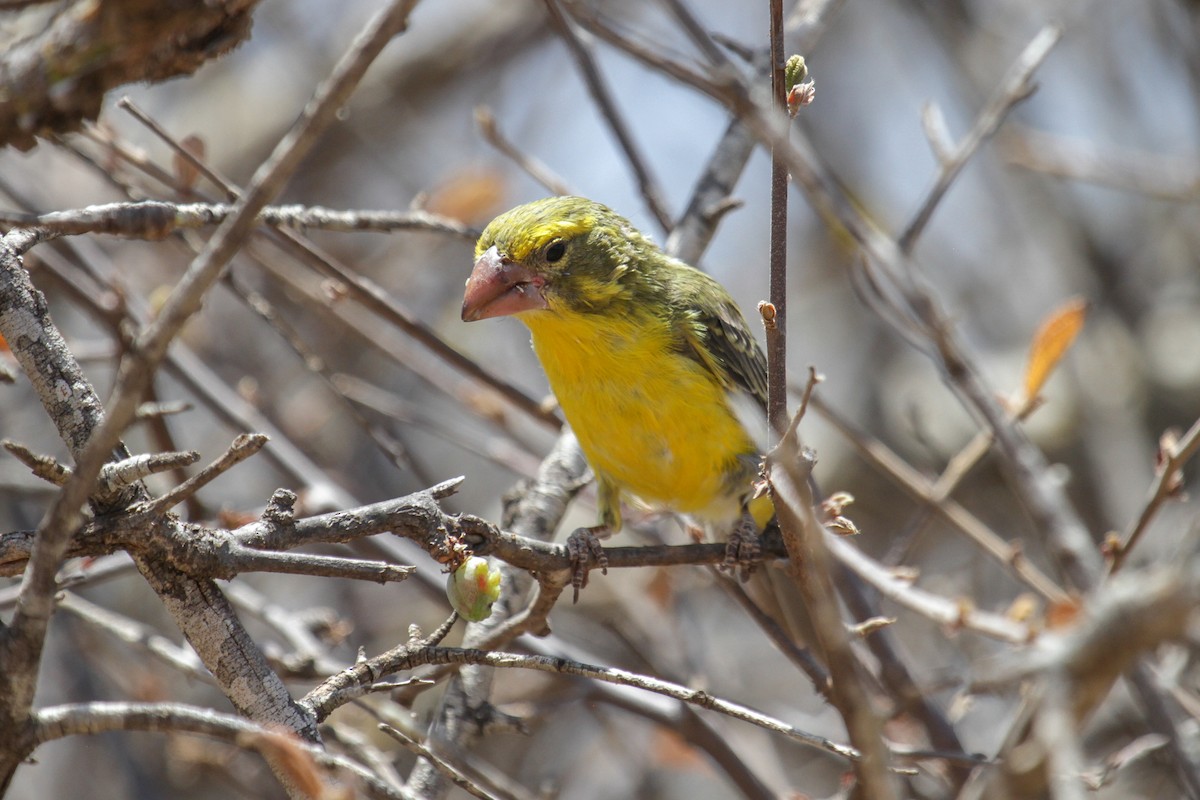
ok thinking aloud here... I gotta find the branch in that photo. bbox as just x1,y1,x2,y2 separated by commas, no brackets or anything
0,4,425,790
474,106,573,197
810,393,1068,604
136,433,266,515
0,201,478,240
316,644,862,762
0,0,257,150
403,431,588,797
543,0,672,233
379,724,508,800
768,412,898,797
897,26,1061,252
1110,415,1200,573
30,701,409,800
974,560,1200,797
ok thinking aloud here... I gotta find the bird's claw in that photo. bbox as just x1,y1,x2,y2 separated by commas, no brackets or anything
566,525,609,603
723,517,762,581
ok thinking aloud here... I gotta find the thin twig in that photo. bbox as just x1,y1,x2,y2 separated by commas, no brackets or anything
474,106,572,196
1000,125,1200,202
137,434,266,515
0,201,478,240
110,86,561,433
1110,415,1200,573
320,645,863,761
826,529,1032,643
765,0,789,436
898,26,1061,252
543,0,672,232
117,96,236,198
57,592,210,682
717,575,832,699
1035,671,1089,800
94,450,201,500
221,548,415,584
2,440,72,487
31,702,410,800
379,724,508,800
810,394,1069,604
768,411,898,797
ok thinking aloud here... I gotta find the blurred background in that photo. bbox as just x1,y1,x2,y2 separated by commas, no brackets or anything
2,0,1199,797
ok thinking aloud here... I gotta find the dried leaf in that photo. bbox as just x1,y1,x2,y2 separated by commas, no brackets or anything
645,567,675,610
238,728,326,799
424,167,506,224
173,135,206,192
464,388,507,424
217,508,257,528
1023,297,1088,399
651,729,711,771
1045,596,1082,629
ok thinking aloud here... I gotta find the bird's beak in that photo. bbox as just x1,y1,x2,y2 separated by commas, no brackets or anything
461,246,548,321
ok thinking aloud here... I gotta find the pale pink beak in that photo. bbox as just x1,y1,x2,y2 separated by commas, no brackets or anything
461,246,548,321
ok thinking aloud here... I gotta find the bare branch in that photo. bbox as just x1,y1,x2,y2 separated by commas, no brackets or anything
136,433,266,516
0,201,478,240
474,106,573,197
897,26,1061,252
2,440,72,487
768,413,898,797
543,0,673,233
0,0,257,150
30,702,409,800
1110,415,1200,573
379,723,509,800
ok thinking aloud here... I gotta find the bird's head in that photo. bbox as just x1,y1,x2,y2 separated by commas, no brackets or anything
462,196,653,322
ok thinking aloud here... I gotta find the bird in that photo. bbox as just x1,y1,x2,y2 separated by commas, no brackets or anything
461,196,772,598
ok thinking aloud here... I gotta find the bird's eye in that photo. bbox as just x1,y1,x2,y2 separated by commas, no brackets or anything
545,240,566,263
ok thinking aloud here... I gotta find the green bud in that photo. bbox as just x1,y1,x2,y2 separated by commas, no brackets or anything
446,556,502,622
784,55,808,92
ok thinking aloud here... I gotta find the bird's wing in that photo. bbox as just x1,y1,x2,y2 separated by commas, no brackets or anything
676,282,769,414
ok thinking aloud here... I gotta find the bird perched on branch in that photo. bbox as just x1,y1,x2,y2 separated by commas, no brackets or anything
462,196,772,598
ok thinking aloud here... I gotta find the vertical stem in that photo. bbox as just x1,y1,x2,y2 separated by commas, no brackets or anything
766,0,789,438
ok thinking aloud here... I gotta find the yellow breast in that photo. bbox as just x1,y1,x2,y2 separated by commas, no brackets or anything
523,309,757,524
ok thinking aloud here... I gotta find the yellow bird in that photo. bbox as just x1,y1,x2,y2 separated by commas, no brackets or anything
462,197,771,595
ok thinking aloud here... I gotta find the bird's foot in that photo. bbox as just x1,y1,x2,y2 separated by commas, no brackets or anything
566,525,609,603
723,516,762,581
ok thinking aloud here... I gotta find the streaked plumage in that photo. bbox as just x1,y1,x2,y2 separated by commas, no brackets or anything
462,196,768,536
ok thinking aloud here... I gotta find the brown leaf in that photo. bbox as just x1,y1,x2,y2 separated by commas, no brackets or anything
651,729,711,771
238,728,326,799
645,567,675,611
173,135,206,192
1023,297,1088,400
217,508,257,528
424,167,506,224
1045,596,1082,629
